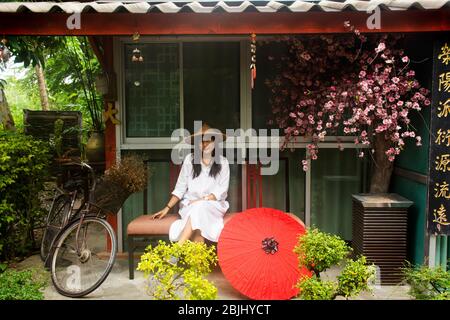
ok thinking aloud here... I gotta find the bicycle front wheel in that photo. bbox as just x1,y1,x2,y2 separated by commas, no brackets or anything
50,217,117,298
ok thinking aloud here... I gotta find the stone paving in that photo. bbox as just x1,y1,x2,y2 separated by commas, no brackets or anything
15,254,412,300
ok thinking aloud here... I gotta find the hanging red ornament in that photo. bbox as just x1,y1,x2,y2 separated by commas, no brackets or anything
250,33,256,89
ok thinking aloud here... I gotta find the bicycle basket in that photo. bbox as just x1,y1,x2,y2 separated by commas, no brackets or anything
91,178,132,215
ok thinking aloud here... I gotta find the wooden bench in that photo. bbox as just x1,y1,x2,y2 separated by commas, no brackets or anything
126,211,304,279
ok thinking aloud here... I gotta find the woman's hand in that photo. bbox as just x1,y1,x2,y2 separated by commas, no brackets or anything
150,206,170,220
188,194,216,205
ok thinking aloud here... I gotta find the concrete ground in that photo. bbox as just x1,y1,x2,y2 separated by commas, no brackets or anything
14,254,412,300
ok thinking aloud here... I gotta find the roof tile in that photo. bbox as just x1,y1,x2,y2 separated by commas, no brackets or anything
0,1,449,14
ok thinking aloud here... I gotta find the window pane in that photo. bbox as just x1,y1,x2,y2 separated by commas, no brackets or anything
124,43,180,137
311,149,368,241
285,150,306,221
183,42,240,133
252,41,350,137
252,41,289,131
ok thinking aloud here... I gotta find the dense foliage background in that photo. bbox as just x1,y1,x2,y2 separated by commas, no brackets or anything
2,36,102,134
0,131,51,262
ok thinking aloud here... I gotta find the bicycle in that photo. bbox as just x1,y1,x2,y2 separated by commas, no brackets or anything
40,162,117,298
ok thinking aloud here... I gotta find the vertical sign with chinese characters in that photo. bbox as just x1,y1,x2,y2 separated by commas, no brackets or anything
428,39,450,235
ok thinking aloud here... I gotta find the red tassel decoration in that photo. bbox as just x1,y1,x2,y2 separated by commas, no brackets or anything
250,33,256,89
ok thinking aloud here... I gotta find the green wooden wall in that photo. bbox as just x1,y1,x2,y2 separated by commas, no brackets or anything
389,34,433,265
390,176,427,265
390,97,430,266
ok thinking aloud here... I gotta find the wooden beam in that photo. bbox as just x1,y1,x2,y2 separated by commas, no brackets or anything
88,36,117,100
87,36,106,71
393,166,428,185
0,10,449,35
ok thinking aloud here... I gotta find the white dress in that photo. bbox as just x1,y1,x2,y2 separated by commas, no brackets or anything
169,153,230,242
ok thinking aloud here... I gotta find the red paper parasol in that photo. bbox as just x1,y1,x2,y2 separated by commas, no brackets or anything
218,207,311,300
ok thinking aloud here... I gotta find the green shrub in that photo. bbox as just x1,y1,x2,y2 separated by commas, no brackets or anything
402,263,450,300
337,256,376,298
296,275,337,300
0,130,51,261
137,240,218,300
294,228,375,300
0,268,47,300
293,228,350,277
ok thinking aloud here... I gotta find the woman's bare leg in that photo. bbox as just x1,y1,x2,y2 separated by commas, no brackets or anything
192,229,205,243
178,217,194,244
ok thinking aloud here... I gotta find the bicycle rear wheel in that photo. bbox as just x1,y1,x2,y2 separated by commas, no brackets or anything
50,217,117,298
40,194,71,262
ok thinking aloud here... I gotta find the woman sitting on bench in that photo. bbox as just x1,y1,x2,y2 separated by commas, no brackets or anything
150,123,230,244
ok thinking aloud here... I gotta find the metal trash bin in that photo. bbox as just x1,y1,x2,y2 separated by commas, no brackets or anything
352,193,413,285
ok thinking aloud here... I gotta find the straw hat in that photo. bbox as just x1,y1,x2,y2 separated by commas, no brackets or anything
185,123,227,145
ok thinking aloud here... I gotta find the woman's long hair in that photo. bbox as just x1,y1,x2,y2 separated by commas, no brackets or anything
191,147,221,179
